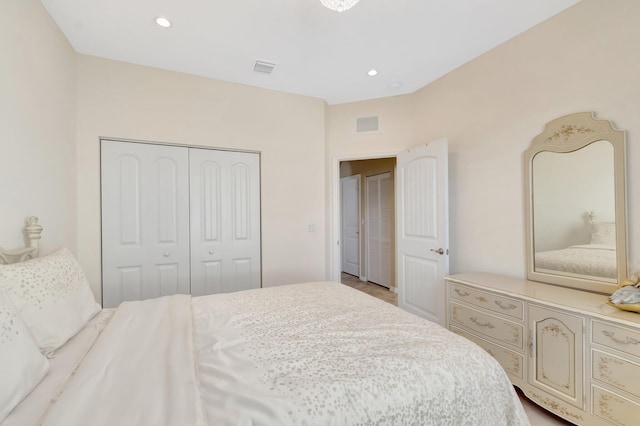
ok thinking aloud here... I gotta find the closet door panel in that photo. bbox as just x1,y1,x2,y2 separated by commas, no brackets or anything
200,162,222,242
232,163,251,240
190,156,225,296
101,140,191,308
202,261,223,295
117,156,141,245
190,149,261,296
232,258,253,292
157,158,180,243
366,173,392,287
118,266,142,303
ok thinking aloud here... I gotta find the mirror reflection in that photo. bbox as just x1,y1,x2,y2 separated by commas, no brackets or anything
532,140,616,282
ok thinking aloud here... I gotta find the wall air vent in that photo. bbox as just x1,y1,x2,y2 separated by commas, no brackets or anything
253,60,276,74
356,116,379,133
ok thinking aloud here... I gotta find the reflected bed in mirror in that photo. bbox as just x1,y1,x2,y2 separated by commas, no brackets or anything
525,112,627,294
534,211,616,282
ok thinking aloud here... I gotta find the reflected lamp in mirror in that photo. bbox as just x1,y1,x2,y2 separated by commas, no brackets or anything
525,112,627,294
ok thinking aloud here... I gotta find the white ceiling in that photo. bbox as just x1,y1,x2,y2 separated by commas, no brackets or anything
41,0,580,105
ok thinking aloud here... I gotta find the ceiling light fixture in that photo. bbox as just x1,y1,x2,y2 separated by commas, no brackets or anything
320,0,360,13
367,69,378,76
155,17,172,28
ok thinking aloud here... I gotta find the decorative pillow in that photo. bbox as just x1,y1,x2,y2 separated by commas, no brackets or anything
0,247,100,357
591,221,616,246
0,288,49,422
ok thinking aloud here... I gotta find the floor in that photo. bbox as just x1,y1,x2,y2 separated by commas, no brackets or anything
340,273,397,305
339,273,573,426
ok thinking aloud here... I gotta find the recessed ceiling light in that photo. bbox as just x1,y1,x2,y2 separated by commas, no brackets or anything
367,69,378,77
155,17,172,28
389,82,403,90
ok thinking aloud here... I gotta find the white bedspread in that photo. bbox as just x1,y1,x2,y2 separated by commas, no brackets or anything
535,244,616,279
37,282,529,425
193,282,529,425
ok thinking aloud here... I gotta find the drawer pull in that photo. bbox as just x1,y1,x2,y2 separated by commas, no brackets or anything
470,317,495,329
454,289,470,297
476,296,488,303
602,330,640,345
495,300,517,310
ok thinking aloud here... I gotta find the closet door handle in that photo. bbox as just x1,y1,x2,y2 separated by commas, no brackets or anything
430,248,445,255
163,253,170,258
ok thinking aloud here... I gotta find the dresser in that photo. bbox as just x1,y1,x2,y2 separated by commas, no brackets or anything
445,272,640,426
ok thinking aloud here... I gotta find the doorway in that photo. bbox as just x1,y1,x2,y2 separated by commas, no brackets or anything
332,139,450,325
339,158,397,292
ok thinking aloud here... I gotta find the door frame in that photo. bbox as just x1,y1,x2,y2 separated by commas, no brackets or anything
330,152,399,283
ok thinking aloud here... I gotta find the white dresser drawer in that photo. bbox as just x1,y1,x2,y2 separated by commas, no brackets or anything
592,349,640,398
449,283,524,320
450,302,524,350
451,326,524,380
592,385,640,426
593,320,640,358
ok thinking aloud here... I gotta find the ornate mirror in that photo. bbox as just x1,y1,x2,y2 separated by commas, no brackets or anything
525,112,627,294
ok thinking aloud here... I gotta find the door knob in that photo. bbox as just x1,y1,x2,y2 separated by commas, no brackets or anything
430,248,445,255
163,252,170,257
208,250,214,255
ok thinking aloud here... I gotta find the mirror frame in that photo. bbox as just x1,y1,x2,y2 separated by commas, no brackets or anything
525,112,627,294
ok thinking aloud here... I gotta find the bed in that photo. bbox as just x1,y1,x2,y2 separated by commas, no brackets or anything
534,214,617,280
0,218,529,425
534,243,616,279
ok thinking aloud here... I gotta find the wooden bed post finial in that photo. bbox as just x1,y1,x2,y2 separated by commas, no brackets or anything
25,216,43,257
0,217,43,264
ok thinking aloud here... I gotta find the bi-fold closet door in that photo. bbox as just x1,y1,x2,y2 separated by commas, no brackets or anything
101,140,260,308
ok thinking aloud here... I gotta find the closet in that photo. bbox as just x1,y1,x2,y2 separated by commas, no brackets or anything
366,172,392,287
100,139,260,308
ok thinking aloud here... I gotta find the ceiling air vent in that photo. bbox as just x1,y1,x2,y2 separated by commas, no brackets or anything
356,116,379,133
253,60,276,74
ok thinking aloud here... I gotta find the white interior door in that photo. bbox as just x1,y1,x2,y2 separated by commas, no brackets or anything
366,173,392,287
341,175,360,277
396,139,449,324
101,140,191,308
189,148,261,296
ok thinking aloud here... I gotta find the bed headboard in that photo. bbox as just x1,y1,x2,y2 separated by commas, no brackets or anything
0,217,43,264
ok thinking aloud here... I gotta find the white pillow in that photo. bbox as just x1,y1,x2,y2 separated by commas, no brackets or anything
0,247,100,357
0,288,49,422
591,221,616,247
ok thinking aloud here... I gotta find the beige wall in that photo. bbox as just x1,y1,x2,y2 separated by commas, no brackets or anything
326,0,640,280
340,158,396,287
0,0,77,254
5,0,640,303
76,56,326,302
